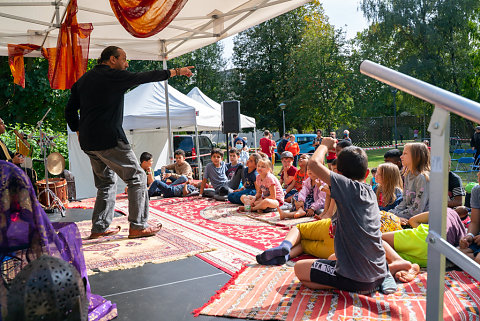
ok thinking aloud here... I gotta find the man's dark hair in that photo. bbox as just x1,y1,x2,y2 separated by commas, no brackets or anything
316,129,322,134
211,148,224,157
140,152,153,163
264,130,270,136
384,149,402,159
174,149,185,157
98,46,121,64
229,147,240,156
233,134,238,138
336,146,368,180
337,140,352,150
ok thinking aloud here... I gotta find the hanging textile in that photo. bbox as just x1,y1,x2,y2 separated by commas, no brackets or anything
42,0,93,90
109,0,188,38
7,44,41,88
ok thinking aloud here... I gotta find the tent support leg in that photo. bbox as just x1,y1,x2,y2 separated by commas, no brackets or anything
163,57,173,162
195,117,202,179
254,127,257,151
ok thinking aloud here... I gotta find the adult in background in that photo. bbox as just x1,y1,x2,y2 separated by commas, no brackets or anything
278,133,290,155
470,126,480,164
312,130,323,150
285,134,300,167
269,132,277,164
260,130,275,161
342,130,352,143
65,46,193,239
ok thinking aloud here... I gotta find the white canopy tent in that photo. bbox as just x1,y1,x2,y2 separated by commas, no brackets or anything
0,0,310,60
187,87,256,129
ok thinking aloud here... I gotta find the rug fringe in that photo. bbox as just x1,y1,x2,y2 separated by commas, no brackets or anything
192,264,249,317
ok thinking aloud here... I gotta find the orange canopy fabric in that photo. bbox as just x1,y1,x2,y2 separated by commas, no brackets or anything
43,0,93,90
8,44,41,88
109,0,188,38
8,0,92,90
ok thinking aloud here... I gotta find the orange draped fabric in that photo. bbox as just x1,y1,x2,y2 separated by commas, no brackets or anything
109,0,188,38
8,44,41,88
43,0,93,90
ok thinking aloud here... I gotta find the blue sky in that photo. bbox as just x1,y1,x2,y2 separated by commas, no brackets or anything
221,0,369,66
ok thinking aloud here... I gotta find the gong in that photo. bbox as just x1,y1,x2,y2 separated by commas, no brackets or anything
46,152,65,175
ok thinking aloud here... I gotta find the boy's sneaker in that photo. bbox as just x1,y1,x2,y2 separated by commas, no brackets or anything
380,271,398,294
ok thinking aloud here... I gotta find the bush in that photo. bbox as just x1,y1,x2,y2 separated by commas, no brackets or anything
2,122,68,180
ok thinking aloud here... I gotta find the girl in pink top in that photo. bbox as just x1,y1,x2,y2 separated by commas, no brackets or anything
279,167,328,219
240,158,284,212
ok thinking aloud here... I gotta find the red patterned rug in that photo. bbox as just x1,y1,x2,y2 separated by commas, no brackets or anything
76,215,214,274
194,265,480,321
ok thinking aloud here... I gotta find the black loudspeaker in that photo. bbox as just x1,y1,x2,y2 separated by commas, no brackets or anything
221,100,241,134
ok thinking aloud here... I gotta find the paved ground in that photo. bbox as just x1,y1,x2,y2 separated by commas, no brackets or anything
50,208,241,321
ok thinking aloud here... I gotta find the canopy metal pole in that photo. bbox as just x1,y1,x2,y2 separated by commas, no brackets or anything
254,127,257,151
194,114,202,178
162,53,173,162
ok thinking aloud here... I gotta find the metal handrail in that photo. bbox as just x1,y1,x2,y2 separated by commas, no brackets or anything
360,60,480,124
360,59,480,321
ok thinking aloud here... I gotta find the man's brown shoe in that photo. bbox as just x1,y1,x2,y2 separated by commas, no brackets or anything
89,226,122,239
128,223,162,239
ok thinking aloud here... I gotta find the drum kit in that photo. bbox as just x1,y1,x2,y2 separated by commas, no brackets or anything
14,108,68,216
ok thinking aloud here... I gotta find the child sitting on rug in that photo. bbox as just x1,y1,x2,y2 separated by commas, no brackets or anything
389,142,430,224
226,148,244,180
278,165,327,219
228,153,260,204
294,137,388,293
160,149,193,185
279,151,298,200
149,178,198,198
239,158,284,213
200,148,242,200
284,154,309,203
374,163,403,212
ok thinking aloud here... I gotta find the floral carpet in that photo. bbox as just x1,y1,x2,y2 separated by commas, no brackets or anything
195,265,480,321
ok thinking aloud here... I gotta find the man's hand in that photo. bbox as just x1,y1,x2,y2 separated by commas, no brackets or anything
460,234,474,249
306,208,315,216
12,153,24,165
321,137,336,151
180,66,195,77
162,173,171,180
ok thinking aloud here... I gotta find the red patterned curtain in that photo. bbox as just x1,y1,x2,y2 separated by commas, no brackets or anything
42,0,93,90
109,0,188,38
8,44,41,88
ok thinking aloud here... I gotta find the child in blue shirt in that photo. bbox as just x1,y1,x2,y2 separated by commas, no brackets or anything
228,153,261,204
226,148,243,180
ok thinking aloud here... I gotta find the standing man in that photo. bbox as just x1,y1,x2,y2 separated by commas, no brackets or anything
471,126,480,164
65,46,193,239
312,130,323,150
260,130,275,161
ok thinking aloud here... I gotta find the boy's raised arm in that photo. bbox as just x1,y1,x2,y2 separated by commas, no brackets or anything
308,137,335,186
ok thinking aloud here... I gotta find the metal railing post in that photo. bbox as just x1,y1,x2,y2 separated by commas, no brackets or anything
425,106,450,320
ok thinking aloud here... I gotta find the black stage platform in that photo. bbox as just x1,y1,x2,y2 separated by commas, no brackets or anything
49,208,241,321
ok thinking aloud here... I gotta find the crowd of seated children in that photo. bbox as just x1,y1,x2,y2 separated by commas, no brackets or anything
278,164,327,220
200,148,243,200
160,149,193,185
279,151,298,201
137,152,197,198
374,163,403,212
228,153,260,204
293,137,388,293
389,143,430,224
239,158,284,213
284,154,309,203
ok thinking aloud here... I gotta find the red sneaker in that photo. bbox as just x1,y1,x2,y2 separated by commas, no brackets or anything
128,223,162,239
89,226,121,239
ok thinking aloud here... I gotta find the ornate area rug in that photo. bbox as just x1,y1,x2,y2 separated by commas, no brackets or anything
76,215,214,275
243,210,316,228
194,265,480,321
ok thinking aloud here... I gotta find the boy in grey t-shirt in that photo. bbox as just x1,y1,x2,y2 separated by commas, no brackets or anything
200,148,242,198
294,138,387,293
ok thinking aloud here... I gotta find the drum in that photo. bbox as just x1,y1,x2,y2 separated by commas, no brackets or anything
36,178,68,208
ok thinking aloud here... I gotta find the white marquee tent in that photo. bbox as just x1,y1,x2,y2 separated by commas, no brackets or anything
187,86,256,129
